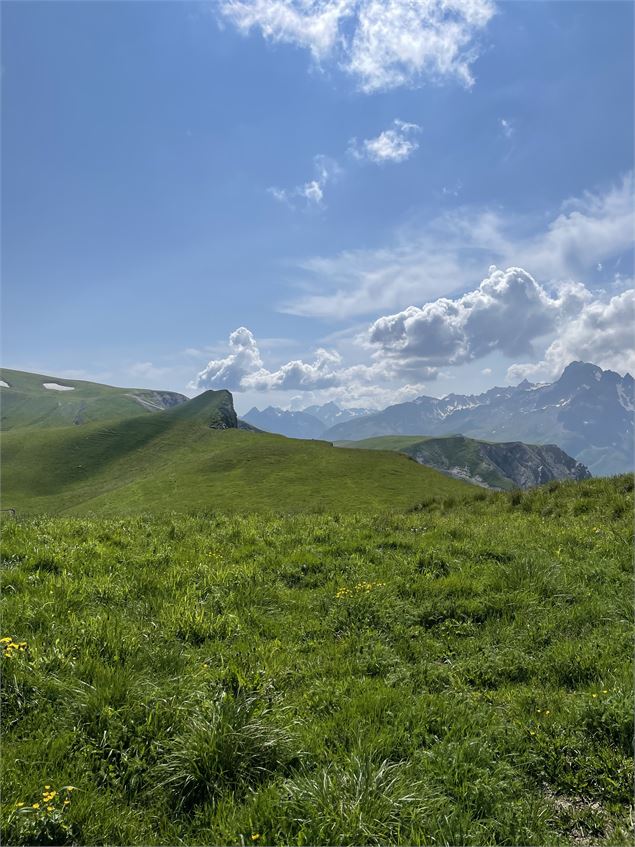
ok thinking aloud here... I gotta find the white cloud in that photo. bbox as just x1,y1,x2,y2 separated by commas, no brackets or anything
218,0,496,92
367,266,590,367
191,326,263,389
269,154,337,208
191,326,437,401
499,117,513,138
481,367,492,375
365,263,634,381
350,119,421,163
508,288,635,382
282,173,635,319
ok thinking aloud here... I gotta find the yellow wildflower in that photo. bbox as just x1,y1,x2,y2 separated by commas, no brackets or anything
0,637,12,644
32,803,40,809
251,835,260,841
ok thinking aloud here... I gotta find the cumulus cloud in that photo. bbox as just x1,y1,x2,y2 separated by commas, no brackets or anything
192,326,263,389
269,154,337,208
282,173,635,318
350,119,421,163
367,266,595,367
191,326,437,400
218,0,496,92
508,288,635,382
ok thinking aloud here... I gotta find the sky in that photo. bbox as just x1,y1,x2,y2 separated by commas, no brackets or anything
2,0,634,415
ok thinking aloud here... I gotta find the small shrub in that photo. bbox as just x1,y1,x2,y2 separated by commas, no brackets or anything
156,689,301,809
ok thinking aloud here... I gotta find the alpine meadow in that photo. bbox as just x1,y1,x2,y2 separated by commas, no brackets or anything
2,1,634,846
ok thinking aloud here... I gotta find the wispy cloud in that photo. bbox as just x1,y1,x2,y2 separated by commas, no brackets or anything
349,119,421,163
218,0,497,92
269,154,338,209
280,173,635,318
499,117,513,138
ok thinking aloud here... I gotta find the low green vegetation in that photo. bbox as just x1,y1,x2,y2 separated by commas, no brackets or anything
2,475,633,845
1,392,470,515
0,368,185,431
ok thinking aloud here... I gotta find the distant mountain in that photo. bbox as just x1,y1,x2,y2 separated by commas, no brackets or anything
336,434,591,490
0,367,187,430
242,406,325,439
324,363,634,477
242,402,372,439
303,402,373,429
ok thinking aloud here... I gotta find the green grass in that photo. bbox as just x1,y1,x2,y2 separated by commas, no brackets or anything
0,368,185,431
1,475,633,845
1,392,471,515
336,435,556,490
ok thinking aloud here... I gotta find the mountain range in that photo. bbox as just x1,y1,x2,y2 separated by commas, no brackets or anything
243,402,371,439
245,362,634,477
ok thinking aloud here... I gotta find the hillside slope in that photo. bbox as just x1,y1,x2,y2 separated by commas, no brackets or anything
1,390,471,515
0,368,187,430
337,435,591,490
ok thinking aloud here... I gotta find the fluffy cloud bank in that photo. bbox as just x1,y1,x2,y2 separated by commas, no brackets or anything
368,265,634,379
191,326,436,400
218,0,496,92
508,287,635,382
191,263,633,408
350,119,421,163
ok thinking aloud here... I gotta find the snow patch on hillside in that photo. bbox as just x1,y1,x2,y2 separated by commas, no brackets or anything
43,382,75,391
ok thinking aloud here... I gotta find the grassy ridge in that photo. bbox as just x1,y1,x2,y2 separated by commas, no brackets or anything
1,476,633,845
0,368,186,431
1,393,470,515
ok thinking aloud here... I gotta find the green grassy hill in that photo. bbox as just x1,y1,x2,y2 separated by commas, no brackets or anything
336,434,590,490
2,476,632,845
0,368,187,431
1,390,470,515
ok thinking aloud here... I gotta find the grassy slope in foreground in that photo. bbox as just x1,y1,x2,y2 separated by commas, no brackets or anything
1,390,470,515
0,367,186,431
1,476,632,845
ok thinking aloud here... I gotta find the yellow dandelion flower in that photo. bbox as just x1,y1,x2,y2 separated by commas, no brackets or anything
16,802,25,808
47,806,54,812
32,803,40,809
64,799,70,806
251,834,260,841
592,693,598,698
44,785,51,789
0,637,12,643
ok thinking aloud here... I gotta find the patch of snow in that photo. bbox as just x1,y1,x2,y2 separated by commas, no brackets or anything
617,384,634,412
0,380,9,388
43,382,75,391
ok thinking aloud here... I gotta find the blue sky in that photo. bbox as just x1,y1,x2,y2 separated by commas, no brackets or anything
2,0,634,414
